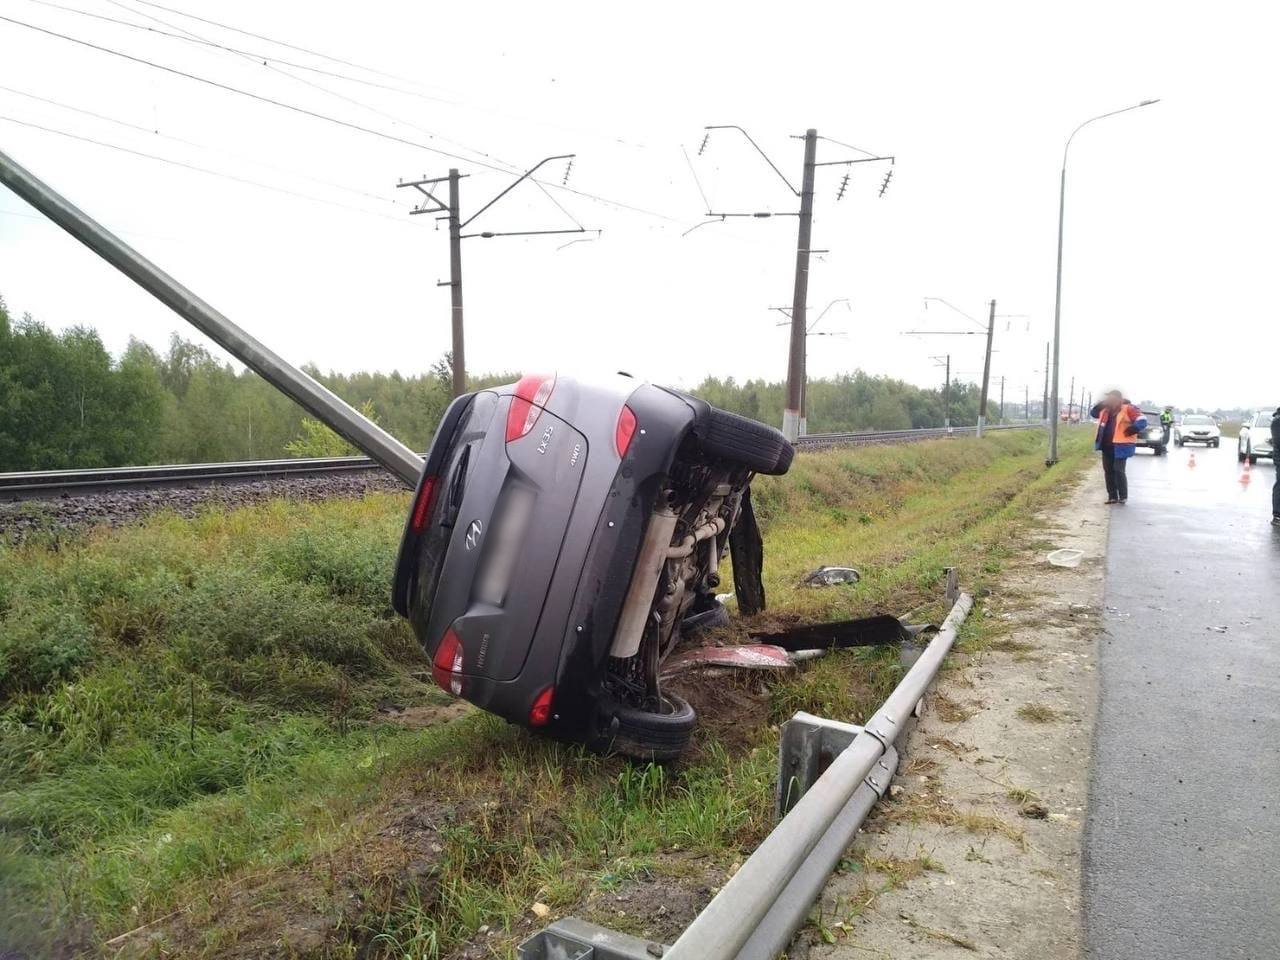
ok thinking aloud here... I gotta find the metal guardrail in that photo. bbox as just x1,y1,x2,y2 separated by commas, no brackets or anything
0,424,1045,500
519,590,976,960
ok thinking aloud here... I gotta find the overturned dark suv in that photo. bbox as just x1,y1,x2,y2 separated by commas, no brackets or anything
391,374,793,759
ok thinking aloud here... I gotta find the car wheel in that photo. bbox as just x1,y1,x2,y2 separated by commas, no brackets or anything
601,693,697,761
1174,437,1183,447
1212,440,1219,448
1238,447,1247,463
1249,455,1258,465
697,407,794,475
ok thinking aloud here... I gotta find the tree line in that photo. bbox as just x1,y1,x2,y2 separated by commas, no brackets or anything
1,296,997,471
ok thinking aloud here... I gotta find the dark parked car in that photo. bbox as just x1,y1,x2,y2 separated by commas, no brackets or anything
1136,410,1169,455
391,373,793,759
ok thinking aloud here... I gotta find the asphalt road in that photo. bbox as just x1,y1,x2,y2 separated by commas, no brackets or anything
1084,442,1280,959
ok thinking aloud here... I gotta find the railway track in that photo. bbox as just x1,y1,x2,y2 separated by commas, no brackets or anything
1,424,1043,502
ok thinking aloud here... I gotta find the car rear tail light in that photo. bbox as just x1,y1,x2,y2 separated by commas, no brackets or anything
409,476,439,534
432,627,464,696
615,404,637,457
506,373,555,442
529,686,555,726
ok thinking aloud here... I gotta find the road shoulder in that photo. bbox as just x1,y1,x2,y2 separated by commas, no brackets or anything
808,470,1106,959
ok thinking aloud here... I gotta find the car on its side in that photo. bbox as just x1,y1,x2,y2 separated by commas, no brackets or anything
1173,414,1220,448
1238,411,1276,464
1135,410,1169,455
390,373,793,760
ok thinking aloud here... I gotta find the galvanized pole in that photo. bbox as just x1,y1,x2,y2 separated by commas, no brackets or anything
783,129,818,442
0,147,425,486
447,169,467,398
976,298,996,437
943,353,951,428
1042,341,1050,421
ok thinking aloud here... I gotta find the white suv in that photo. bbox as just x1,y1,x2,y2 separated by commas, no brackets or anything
1238,411,1275,464
1173,415,1220,448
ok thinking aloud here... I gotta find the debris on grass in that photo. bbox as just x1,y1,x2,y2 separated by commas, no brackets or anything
1015,702,1060,723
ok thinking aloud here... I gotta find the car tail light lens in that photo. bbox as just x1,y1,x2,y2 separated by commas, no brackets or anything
432,627,464,696
409,476,438,534
506,373,555,442
529,686,555,726
615,404,637,457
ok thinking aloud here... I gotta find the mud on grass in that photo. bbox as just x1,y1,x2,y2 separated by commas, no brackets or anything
0,429,1093,957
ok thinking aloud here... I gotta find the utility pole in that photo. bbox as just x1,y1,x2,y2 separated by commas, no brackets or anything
1024,384,1030,422
1068,375,1075,421
446,170,465,397
696,125,894,441
398,154,585,397
999,376,1005,423
977,298,996,437
932,354,952,428
1042,342,1050,421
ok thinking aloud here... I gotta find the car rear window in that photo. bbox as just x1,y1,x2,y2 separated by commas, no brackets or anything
1184,416,1213,425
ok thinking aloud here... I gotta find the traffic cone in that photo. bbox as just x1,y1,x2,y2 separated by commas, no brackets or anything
1188,451,1197,468
1240,459,1252,486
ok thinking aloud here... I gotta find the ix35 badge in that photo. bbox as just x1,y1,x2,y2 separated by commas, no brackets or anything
464,519,483,550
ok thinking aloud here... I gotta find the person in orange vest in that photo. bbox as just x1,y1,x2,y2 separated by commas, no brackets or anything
1089,389,1147,505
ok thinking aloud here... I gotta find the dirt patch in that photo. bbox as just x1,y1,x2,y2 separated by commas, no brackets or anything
119,799,467,959
668,671,773,756
579,853,730,945
806,470,1106,959
376,699,473,729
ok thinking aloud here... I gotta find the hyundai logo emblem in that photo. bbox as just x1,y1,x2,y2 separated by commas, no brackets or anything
464,519,483,550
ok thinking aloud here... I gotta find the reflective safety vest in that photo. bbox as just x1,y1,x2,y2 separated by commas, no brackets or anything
1160,411,1173,426
1095,403,1147,459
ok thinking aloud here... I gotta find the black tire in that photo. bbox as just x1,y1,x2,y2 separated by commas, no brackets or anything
1212,440,1220,448
1249,454,1258,465
697,407,794,475
1238,448,1247,463
600,693,696,761
1175,437,1183,447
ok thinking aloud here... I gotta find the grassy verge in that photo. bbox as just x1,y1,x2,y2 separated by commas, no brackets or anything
0,428,1092,957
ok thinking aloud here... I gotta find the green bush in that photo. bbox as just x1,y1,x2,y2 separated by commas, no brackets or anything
0,607,95,698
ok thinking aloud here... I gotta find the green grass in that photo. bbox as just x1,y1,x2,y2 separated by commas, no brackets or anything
0,427,1092,956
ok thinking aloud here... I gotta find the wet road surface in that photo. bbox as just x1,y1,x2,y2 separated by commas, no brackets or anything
1084,443,1280,959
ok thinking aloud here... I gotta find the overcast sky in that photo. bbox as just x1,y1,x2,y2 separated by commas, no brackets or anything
1,0,1276,414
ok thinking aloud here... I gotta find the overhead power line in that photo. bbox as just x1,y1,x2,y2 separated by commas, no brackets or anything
21,0,451,104
129,0,429,88
0,114,408,221
0,12,681,224
99,0,499,164
0,82,397,206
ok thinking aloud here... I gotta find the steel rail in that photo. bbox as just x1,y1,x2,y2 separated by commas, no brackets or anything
0,424,1046,501
0,455,383,499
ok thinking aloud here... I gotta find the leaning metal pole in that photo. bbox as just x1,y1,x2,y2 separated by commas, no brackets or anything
0,147,425,488
663,593,975,960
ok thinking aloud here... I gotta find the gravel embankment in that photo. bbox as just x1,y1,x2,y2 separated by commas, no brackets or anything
0,471,408,544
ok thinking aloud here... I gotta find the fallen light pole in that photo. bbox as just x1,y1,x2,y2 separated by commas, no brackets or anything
0,147,425,487
521,590,975,960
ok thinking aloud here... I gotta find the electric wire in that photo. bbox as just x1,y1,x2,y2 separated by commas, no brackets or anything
130,0,431,88
0,114,411,222
0,13,683,223
21,0,452,104
0,82,398,206
100,0,500,164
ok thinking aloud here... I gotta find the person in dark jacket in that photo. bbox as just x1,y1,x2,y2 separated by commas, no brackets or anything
1271,408,1280,526
1090,389,1147,504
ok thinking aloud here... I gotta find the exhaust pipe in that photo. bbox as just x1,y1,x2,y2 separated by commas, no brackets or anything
0,147,425,488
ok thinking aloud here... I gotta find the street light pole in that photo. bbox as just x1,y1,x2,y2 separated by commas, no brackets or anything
1047,98,1159,464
